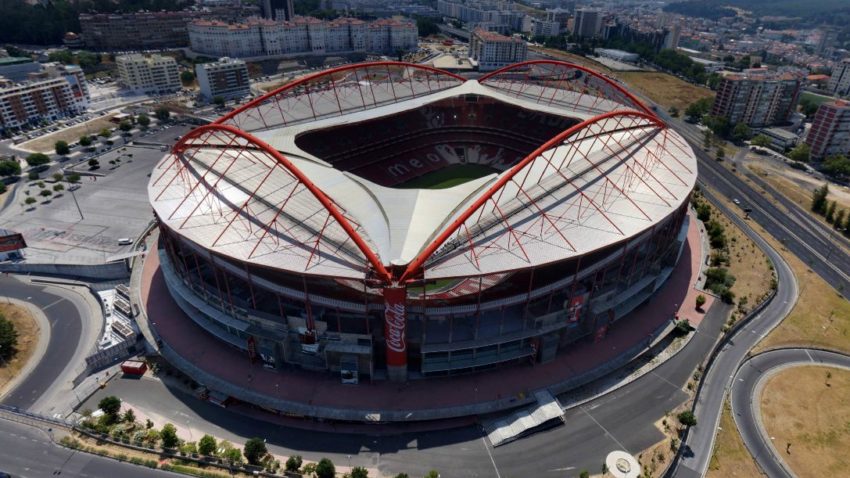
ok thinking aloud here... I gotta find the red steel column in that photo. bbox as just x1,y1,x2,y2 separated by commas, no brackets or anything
383,286,408,382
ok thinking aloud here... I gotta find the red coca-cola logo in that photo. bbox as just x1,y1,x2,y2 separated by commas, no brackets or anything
385,302,406,353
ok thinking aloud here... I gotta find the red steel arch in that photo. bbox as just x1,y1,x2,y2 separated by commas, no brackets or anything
170,123,393,283
398,110,667,283
479,59,655,116
215,61,467,129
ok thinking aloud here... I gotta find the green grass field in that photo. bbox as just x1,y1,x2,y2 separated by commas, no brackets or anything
399,164,497,189
800,91,834,107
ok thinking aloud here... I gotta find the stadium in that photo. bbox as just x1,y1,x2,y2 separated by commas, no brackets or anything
148,60,698,385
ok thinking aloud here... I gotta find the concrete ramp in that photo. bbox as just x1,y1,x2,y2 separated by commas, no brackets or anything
484,390,564,447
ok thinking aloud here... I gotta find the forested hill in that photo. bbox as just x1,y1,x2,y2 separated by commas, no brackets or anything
665,0,850,25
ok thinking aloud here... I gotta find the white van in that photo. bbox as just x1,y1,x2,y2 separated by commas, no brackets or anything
117,238,132,246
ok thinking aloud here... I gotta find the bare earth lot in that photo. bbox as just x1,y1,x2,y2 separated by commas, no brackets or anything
761,366,850,478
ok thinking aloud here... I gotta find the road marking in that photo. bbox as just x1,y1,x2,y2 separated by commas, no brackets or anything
650,370,680,391
580,406,628,452
481,437,502,478
805,350,815,363
41,298,65,311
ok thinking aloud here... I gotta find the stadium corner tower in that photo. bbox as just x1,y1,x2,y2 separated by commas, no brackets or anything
149,61,698,383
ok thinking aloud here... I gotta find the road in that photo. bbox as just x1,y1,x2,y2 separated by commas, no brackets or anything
731,348,850,478
658,111,850,299
671,187,798,478
0,418,178,478
0,276,85,410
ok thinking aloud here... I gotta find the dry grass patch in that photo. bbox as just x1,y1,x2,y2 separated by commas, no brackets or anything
0,303,40,393
707,401,764,478
19,115,117,153
615,72,714,112
761,366,850,478
529,46,613,73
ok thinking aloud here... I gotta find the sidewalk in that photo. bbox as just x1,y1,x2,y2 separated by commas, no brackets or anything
138,212,711,422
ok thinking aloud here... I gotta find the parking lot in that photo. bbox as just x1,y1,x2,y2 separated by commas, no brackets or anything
0,123,194,265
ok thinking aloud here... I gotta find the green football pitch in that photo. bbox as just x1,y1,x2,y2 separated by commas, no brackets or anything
398,164,498,189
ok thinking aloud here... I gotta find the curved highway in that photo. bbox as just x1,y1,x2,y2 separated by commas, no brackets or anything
672,169,799,477
0,275,85,410
731,349,850,478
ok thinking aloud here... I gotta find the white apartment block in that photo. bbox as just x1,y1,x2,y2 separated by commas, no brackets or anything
0,77,85,131
532,18,561,38
116,54,181,95
828,59,850,97
469,28,527,71
188,16,417,59
196,57,251,101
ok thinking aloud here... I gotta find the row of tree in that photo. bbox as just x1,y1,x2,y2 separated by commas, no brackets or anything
812,184,850,237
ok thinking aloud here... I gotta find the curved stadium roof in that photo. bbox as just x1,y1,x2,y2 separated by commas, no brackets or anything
148,61,698,283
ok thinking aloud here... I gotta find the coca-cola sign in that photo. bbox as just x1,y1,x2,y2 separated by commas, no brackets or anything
383,287,407,367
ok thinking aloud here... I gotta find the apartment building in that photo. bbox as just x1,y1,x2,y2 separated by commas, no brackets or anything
711,70,803,127
196,57,251,101
574,8,603,39
806,101,850,159
532,18,561,38
188,16,417,58
263,0,295,21
469,28,527,71
116,54,181,95
0,77,84,131
828,59,850,97
79,11,212,50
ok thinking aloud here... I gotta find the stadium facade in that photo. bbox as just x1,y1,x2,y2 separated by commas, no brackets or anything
149,61,698,383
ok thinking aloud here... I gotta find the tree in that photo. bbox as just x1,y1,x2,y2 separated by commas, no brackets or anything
788,143,811,163
223,447,243,465
198,434,217,456
55,140,70,155
394,474,410,478
677,410,697,427
285,455,303,472
88,158,100,169
751,134,771,148
155,106,170,122
25,153,50,167
703,115,731,137
99,127,111,138
668,106,680,117
799,98,819,118
579,471,590,478
315,458,336,478
180,70,195,85
812,183,829,215
39,189,52,198
826,200,837,223
822,154,850,179
137,114,150,128
79,135,92,147
696,294,706,309
351,467,369,478
67,172,81,183
160,423,179,448
98,396,122,419
834,210,846,231
715,148,725,161
415,15,439,37
0,313,18,360
53,184,64,192
52,172,63,182
702,130,711,150
213,96,226,107
685,97,712,122
24,197,36,206
424,472,439,478
123,409,136,423
731,122,751,143
0,159,21,177
243,437,267,465
119,120,132,132
0,182,5,194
